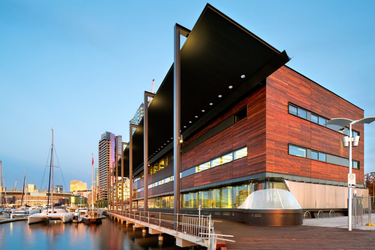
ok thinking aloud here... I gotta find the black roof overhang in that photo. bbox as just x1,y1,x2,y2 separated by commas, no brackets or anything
124,4,290,176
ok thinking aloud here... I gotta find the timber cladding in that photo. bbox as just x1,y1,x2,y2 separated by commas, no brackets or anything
180,86,267,189
137,65,365,196
266,66,364,184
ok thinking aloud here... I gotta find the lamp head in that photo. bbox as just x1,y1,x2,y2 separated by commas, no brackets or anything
342,136,349,147
353,136,360,147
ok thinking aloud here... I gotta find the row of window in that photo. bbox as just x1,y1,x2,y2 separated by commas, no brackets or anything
194,147,247,174
288,104,359,137
133,179,288,209
289,144,359,169
136,147,248,192
134,107,248,184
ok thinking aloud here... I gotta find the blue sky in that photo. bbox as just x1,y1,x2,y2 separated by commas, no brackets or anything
1,0,375,191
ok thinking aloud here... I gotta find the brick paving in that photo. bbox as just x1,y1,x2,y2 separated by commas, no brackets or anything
214,218,375,250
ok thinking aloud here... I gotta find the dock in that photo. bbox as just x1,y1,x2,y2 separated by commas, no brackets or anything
108,210,233,250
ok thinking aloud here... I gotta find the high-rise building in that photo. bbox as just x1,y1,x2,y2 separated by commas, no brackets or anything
98,131,122,201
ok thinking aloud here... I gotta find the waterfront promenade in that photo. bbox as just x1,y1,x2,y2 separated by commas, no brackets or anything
214,216,375,250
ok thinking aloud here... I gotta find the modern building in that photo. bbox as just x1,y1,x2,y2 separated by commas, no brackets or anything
70,180,87,192
119,4,367,225
130,103,145,126
98,131,122,201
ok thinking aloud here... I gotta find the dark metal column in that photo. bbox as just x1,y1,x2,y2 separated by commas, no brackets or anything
121,142,128,212
144,91,155,212
129,124,137,212
173,24,190,215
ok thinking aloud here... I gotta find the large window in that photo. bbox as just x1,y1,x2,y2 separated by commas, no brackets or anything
289,145,306,158
142,178,288,210
289,144,360,169
288,103,359,136
140,146,248,193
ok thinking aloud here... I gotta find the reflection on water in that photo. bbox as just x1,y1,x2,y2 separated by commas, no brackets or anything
0,218,192,250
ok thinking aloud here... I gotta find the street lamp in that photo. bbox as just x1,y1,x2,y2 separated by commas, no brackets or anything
326,116,375,231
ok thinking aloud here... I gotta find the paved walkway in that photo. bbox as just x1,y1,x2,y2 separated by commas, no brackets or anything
214,215,375,250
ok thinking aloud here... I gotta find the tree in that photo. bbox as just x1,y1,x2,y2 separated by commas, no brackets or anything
365,173,375,196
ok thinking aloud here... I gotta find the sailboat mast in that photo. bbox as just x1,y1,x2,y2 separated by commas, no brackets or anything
0,161,3,207
21,169,26,207
51,129,54,213
92,154,94,211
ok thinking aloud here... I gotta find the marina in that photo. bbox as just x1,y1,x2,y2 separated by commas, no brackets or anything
0,216,190,250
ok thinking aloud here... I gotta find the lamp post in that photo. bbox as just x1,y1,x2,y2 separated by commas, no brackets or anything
326,116,375,231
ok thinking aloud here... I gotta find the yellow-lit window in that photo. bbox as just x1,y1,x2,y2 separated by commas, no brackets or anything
195,162,210,173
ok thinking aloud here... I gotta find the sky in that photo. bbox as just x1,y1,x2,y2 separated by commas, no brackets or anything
1,0,375,191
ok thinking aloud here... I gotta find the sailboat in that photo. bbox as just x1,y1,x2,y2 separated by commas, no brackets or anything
81,154,103,225
11,170,29,218
28,129,73,225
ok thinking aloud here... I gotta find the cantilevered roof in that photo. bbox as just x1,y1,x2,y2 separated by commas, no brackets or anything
125,4,290,175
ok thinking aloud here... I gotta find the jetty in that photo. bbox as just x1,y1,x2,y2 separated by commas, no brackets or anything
108,210,233,250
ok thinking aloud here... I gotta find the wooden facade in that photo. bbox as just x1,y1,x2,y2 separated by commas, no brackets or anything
133,65,365,204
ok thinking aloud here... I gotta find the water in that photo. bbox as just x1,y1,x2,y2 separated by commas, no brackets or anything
0,218,191,250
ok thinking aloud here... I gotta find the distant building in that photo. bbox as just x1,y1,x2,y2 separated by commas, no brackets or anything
70,180,87,192
129,103,144,127
28,184,36,193
98,132,122,201
55,185,63,193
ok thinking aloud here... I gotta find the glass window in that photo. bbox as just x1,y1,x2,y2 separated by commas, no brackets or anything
311,151,318,160
289,145,306,158
352,131,359,137
196,162,210,173
211,157,221,168
318,153,326,162
234,107,247,123
318,117,326,126
353,161,359,169
234,147,247,160
289,105,297,115
297,108,307,119
221,153,233,164
200,190,214,208
311,114,318,123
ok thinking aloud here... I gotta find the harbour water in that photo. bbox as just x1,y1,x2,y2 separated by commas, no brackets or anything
0,218,191,250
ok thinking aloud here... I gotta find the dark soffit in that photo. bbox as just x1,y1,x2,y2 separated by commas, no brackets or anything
129,4,290,175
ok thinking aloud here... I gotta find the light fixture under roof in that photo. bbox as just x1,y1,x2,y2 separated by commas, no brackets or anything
218,94,222,98
184,126,186,128
202,110,205,112
241,74,246,79
189,121,192,123
209,103,213,106
195,115,198,118
229,85,233,89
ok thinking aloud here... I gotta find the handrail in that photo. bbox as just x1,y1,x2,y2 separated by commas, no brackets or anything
317,210,324,219
303,211,311,219
108,209,235,250
329,210,335,218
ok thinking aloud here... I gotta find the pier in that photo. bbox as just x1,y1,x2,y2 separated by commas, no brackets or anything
108,210,233,250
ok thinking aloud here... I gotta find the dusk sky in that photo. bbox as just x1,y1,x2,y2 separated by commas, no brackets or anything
1,0,375,191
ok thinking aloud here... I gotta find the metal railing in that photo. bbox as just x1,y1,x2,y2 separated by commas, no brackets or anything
109,209,235,250
352,195,372,228
113,210,212,238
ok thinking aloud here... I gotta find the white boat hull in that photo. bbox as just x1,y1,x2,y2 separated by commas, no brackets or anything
28,209,74,225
